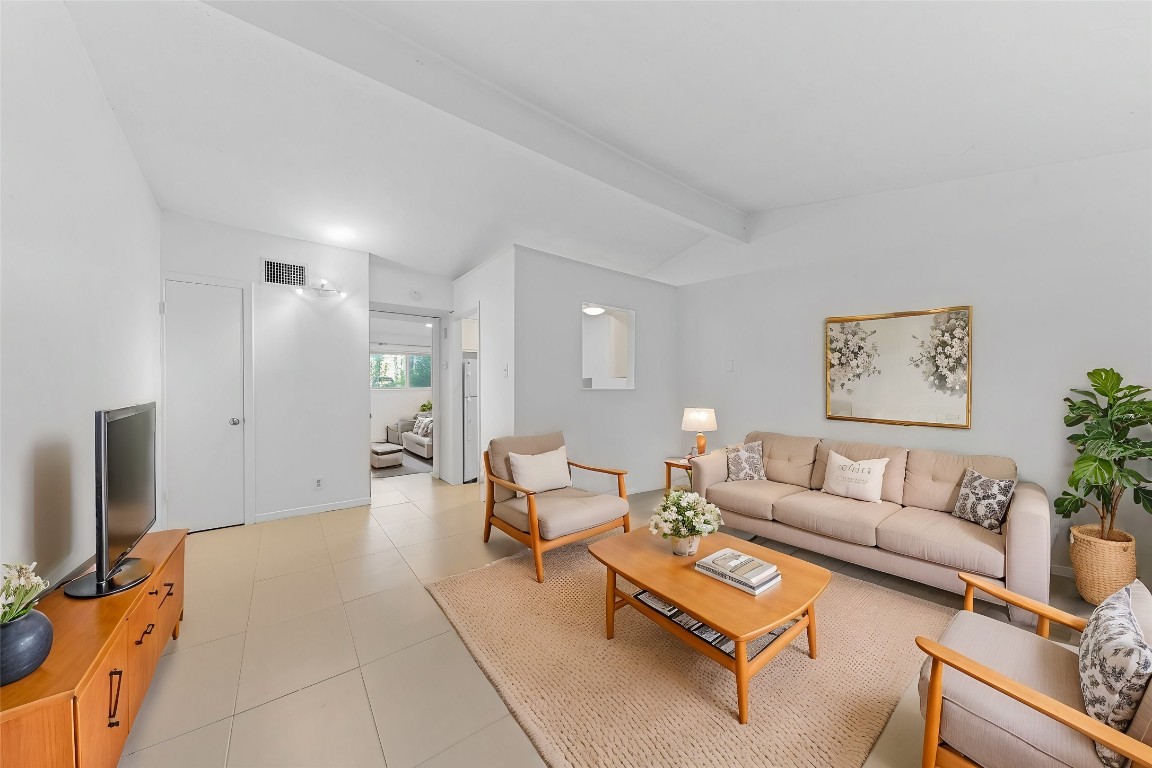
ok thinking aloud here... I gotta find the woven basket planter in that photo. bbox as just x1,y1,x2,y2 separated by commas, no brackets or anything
1069,523,1138,605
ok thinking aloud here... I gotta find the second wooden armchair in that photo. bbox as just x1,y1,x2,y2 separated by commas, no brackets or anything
483,432,629,582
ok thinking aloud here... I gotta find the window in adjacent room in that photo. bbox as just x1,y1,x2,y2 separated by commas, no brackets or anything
370,352,432,389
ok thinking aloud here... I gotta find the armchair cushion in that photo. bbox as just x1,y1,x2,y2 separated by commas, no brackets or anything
1079,585,1152,768
493,487,628,540
489,433,566,502
509,446,572,494
918,610,1099,768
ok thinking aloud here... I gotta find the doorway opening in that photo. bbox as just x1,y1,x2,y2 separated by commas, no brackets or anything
369,311,437,480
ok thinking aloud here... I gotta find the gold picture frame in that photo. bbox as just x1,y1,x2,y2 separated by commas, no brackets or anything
825,306,972,429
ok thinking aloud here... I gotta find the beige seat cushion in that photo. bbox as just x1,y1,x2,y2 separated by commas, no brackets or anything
877,506,1006,579
771,490,900,547
811,440,909,504
488,433,566,502
919,611,1098,768
705,480,806,521
493,487,627,540
744,432,820,487
903,449,1017,513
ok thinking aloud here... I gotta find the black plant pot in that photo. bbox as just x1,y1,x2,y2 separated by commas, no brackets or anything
0,609,54,686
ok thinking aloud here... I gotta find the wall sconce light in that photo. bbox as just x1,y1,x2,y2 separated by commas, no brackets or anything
304,278,347,299
582,304,605,316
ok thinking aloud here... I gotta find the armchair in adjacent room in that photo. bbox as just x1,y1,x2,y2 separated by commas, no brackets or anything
483,432,629,582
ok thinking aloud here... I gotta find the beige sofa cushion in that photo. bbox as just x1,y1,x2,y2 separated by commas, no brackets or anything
918,611,1097,768
772,490,900,547
903,449,1017,513
811,440,909,504
488,433,566,502
705,480,806,521
493,487,627,540
876,506,1006,579
745,432,820,487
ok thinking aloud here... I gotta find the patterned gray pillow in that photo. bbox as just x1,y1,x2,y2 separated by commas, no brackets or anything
952,468,1016,531
1080,585,1152,768
726,442,766,481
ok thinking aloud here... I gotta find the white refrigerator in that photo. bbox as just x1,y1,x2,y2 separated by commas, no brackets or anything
463,359,479,482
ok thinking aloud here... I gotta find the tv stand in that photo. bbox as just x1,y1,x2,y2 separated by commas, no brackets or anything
63,557,155,598
1,530,186,768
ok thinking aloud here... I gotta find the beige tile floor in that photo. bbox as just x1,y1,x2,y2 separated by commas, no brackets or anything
122,476,1092,768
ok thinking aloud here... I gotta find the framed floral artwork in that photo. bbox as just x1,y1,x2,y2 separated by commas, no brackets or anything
825,306,972,428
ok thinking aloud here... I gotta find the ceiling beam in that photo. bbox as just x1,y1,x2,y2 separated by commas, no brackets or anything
208,1,749,243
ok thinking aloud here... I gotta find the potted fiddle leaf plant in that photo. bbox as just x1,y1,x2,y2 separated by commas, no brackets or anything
1055,368,1152,604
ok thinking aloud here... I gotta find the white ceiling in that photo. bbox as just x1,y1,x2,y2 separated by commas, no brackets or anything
65,1,1150,284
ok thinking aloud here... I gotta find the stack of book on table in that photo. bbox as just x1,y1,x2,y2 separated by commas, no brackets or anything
694,548,781,595
633,590,795,659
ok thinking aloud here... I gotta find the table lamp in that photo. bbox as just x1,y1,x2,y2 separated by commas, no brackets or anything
681,408,717,455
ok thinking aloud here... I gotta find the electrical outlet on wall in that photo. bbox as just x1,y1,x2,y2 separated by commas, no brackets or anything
313,477,323,491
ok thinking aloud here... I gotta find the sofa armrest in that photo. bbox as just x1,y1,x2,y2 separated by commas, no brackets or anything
1003,481,1051,624
397,419,416,433
689,450,728,495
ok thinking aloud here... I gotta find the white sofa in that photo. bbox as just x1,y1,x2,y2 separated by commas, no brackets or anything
690,432,1051,623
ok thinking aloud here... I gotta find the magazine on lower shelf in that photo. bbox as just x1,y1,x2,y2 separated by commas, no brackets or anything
633,590,796,661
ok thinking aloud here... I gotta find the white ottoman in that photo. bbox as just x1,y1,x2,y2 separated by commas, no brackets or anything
371,443,403,469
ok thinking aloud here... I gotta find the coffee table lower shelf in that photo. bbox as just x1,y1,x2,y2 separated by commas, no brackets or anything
604,567,818,724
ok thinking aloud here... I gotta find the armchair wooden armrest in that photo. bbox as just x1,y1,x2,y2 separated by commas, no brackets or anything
567,460,628,498
958,573,1087,638
917,636,1152,767
487,473,537,497
567,460,627,476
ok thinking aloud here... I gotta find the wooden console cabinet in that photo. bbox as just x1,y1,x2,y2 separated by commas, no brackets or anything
1,530,187,768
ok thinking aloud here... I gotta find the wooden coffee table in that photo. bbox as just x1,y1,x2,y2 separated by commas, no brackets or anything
588,530,831,724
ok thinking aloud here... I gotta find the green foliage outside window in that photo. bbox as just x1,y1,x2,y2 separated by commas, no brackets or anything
370,352,431,390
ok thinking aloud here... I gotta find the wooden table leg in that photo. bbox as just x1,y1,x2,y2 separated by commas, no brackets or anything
806,604,818,659
735,639,749,724
606,567,617,640
664,463,672,495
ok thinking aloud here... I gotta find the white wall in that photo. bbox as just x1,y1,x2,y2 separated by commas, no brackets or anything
0,2,163,584
514,246,681,494
676,151,1152,573
162,213,370,520
444,250,516,484
369,255,453,311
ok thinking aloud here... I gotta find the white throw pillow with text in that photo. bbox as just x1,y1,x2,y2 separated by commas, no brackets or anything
822,449,888,503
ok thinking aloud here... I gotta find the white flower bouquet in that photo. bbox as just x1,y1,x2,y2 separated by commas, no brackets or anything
908,311,969,396
649,490,723,540
827,322,881,393
1,563,50,623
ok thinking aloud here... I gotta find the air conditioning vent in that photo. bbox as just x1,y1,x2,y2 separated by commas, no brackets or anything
264,260,307,287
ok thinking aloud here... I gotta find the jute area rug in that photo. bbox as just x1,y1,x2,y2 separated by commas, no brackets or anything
427,537,957,768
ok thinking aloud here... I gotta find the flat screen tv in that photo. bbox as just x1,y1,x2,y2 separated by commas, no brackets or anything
64,402,158,599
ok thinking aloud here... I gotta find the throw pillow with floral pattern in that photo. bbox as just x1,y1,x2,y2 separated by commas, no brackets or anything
953,468,1016,531
1079,585,1152,768
726,442,766,482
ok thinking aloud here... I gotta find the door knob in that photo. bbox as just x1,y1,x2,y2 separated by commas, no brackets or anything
229,418,241,426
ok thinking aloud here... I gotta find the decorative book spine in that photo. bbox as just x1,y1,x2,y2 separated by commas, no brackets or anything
695,563,778,594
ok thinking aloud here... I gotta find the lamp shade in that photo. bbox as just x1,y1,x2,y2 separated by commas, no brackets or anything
681,408,717,433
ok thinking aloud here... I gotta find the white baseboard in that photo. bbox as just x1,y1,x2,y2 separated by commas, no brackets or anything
1051,565,1075,578
255,497,372,523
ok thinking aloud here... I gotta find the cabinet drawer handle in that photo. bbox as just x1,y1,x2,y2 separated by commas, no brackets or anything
159,582,176,608
108,669,123,726
135,623,155,645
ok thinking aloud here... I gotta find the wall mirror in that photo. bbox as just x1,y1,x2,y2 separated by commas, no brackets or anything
826,306,971,428
581,303,635,390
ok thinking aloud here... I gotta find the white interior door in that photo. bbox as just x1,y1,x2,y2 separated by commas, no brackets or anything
164,279,245,531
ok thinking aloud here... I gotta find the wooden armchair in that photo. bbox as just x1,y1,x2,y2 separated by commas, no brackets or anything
483,432,629,582
917,573,1152,768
